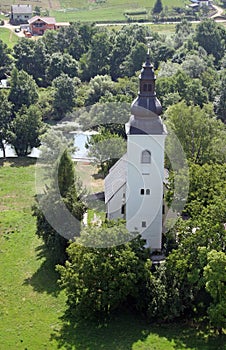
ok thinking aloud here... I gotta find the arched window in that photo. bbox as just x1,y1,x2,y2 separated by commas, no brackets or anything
141,150,151,164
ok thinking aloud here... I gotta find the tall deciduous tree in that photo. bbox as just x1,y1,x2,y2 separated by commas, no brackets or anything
46,53,78,84
13,38,35,76
57,224,151,318
80,31,112,80
195,20,226,63
215,70,226,122
7,105,46,156
204,250,226,333
8,69,39,112
33,149,86,263
0,39,12,79
0,90,12,158
52,74,78,120
165,101,226,165
86,128,127,175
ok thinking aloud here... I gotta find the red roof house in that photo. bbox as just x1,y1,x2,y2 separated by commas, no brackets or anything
28,16,56,35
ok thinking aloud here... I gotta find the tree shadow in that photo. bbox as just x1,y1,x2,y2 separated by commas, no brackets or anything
50,310,226,350
154,323,226,350
23,244,61,296
0,157,37,167
50,310,150,350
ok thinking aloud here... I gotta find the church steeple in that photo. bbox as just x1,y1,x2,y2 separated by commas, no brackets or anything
127,51,164,135
139,50,155,97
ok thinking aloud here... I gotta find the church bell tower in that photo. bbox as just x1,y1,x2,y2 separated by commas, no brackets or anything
125,51,167,250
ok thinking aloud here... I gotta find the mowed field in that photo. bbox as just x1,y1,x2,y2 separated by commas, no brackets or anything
0,0,186,22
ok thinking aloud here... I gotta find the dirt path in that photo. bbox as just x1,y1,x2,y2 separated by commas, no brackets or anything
211,4,225,18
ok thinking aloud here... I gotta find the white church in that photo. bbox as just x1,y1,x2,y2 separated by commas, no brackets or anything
104,52,167,251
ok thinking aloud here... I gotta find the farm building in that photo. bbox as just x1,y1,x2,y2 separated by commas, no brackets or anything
10,4,32,24
28,16,56,35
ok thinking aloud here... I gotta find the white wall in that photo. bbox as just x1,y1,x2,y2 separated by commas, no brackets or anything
126,134,166,250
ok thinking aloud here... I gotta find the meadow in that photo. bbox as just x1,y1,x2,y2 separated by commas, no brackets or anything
0,27,19,49
0,0,187,22
0,157,225,349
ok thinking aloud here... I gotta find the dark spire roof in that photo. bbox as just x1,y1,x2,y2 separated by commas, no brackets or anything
140,49,155,81
128,51,165,135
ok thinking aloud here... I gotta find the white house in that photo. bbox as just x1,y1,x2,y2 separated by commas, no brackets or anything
105,52,167,251
10,4,33,24
189,0,213,9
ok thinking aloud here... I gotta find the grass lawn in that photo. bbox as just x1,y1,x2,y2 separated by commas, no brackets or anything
1,0,186,22
0,157,225,349
51,0,184,22
0,27,19,49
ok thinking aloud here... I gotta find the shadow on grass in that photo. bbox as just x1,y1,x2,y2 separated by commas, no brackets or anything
50,311,150,350
51,310,226,350
0,157,37,167
23,244,61,297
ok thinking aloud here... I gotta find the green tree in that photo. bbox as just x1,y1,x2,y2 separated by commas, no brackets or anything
152,0,163,14
13,38,35,76
86,128,127,175
34,6,41,15
183,79,208,107
52,74,78,120
181,54,207,79
33,148,86,263
46,53,78,84
7,105,46,156
204,250,226,333
57,224,151,318
215,70,226,122
121,42,147,77
0,90,12,158
31,40,49,86
195,20,226,63
8,69,39,112
41,30,59,55
165,102,226,165
85,74,115,105
58,149,76,198
0,39,12,79
80,31,112,80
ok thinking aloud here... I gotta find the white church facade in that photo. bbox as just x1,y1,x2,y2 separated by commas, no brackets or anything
104,52,167,251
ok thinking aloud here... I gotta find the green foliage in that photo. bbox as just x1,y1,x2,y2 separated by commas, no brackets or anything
86,127,127,175
153,0,163,14
57,224,151,318
121,42,147,77
7,104,46,156
33,149,86,262
84,74,115,105
80,31,113,80
52,73,78,120
0,90,12,157
204,250,226,332
46,52,78,84
215,69,226,122
0,38,12,79
195,20,226,64
8,68,39,112
165,101,226,165
58,149,76,198
185,163,226,218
